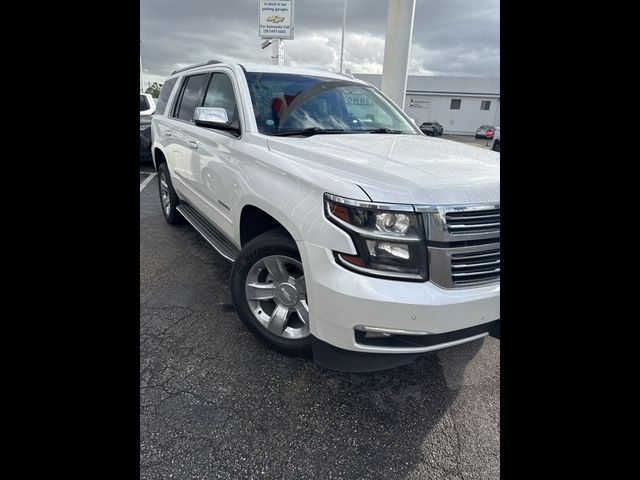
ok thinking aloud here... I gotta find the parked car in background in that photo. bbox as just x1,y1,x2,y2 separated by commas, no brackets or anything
151,61,500,372
491,127,500,152
419,121,443,136
140,94,157,162
475,125,494,139
140,93,156,116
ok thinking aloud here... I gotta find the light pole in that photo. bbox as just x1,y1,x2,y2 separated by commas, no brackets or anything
339,0,348,73
140,40,145,94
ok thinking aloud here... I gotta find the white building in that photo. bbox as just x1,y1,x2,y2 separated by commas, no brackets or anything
355,74,500,135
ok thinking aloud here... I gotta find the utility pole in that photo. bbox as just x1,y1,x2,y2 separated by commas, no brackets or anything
381,0,416,109
339,0,348,73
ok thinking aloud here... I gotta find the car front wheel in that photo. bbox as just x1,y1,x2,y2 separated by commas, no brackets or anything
231,228,311,354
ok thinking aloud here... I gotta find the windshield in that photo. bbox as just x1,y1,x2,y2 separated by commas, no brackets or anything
244,72,419,136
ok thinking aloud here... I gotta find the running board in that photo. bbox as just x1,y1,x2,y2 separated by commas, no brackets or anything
176,203,240,262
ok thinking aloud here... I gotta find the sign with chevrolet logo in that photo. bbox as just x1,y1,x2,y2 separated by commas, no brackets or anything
259,0,295,39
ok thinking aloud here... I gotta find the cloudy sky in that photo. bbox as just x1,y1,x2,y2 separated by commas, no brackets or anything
140,0,499,87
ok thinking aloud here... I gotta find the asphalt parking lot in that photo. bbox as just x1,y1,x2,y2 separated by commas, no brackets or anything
140,160,500,479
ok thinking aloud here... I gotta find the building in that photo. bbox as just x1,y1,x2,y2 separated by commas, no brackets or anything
354,74,500,135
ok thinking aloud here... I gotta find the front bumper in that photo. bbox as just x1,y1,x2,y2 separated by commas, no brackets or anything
299,241,500,362
312,320,499,372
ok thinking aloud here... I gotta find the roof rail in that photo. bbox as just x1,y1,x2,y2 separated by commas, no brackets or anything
171,60,223,75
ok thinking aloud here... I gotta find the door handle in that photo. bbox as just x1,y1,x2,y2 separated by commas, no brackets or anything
187,140,199,149
162,130,172,136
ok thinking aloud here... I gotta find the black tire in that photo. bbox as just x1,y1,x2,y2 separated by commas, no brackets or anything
231,228,311,355
492,140,500,152
157,162,184,225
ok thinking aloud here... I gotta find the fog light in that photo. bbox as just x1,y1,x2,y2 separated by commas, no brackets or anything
365,331,392,338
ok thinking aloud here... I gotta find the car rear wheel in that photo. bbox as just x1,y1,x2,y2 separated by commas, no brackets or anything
492,140,500,152
231,228,311,355
157,163,184,225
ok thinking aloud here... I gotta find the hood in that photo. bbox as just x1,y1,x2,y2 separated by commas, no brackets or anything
267,134,499,205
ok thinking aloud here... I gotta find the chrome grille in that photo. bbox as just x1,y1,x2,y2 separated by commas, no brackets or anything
451,248,500,286
445,208,500,236
416,203,500,289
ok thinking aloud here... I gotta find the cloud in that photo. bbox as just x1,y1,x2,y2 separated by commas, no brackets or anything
140,0,499,85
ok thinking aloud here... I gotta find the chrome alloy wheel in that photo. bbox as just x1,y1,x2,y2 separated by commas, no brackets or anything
160,172,171,216
245,255,309,339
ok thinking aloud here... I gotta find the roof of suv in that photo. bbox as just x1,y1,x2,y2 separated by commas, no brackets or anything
168,61,367,84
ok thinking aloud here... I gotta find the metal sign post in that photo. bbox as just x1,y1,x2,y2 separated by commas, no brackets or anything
271,38,285,66
259,0,295,67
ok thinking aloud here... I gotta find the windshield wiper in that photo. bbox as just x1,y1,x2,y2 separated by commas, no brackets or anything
361,128,405,134
273,127,346,137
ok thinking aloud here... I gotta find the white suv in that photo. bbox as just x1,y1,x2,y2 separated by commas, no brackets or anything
151,61,500,372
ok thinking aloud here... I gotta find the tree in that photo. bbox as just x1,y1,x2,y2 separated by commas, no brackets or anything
145,82,163,98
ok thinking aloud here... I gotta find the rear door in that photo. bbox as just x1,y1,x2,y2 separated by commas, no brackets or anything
165,73,211,194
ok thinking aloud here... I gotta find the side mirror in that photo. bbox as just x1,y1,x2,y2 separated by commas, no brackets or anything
194,107,229,126
193,107,240,135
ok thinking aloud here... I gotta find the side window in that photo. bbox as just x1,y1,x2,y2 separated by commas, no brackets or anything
174,74,209,122
154,78,177,116
203,74,239,125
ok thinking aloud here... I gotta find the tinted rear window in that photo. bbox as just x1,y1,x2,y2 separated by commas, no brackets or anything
154,78,178,116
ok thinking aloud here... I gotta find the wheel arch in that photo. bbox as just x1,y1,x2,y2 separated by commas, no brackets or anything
153,146,167,171
239,204,299,247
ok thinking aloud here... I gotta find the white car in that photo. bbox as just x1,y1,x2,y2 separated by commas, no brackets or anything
140,93,156,116
151,61,500,372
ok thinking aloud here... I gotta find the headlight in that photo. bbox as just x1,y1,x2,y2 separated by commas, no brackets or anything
324,193,427,281
140,124,151,131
